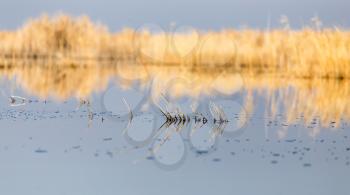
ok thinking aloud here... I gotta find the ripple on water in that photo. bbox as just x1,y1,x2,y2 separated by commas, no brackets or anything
303,163,312,167
285,139,296,143
271,160,278,164
103,137,113,141
272,153,280,157
146,156,155,160
196,150,209,155
35,148,48,153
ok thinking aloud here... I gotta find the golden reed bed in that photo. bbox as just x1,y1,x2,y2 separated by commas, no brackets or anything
0,14,350,79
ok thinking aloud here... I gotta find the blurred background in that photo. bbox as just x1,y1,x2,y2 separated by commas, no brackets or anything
0,0,349,30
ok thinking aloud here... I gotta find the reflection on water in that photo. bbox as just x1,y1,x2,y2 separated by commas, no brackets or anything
0,58,349,170
1,59,349,128
1,92,349,170
0,58,349,195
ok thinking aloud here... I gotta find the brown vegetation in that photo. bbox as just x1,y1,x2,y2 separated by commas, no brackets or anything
0,14,350,78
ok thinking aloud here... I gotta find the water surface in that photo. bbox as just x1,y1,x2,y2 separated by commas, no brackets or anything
0,61,349,195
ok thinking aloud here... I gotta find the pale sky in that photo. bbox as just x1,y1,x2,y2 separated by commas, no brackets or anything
0,0,349,31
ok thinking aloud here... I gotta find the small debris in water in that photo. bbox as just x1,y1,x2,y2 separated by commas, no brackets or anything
285,139,296,143
35,148,48,153
146,156,155,160
72,145,81,149
272,153,280,157
271,160,278,164
196,150,209,155
212,158,221,162
303,163,312,167
9,95,26,107
106,151,113,158
103,137,113,141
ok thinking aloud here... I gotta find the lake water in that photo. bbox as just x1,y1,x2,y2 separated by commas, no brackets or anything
1,1,350,194
0,62,349,195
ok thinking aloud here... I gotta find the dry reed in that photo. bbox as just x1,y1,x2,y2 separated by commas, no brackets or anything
0,14,349,78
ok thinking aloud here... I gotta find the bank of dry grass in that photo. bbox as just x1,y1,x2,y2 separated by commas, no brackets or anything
0,14,350,79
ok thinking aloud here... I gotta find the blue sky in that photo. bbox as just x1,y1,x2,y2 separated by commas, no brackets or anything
0,0,349,31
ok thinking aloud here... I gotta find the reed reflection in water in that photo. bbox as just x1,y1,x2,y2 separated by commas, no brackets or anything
0,57,350,172
0,58,349,131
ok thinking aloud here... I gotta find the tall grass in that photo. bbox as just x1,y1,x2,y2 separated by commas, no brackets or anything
0,14,350,78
